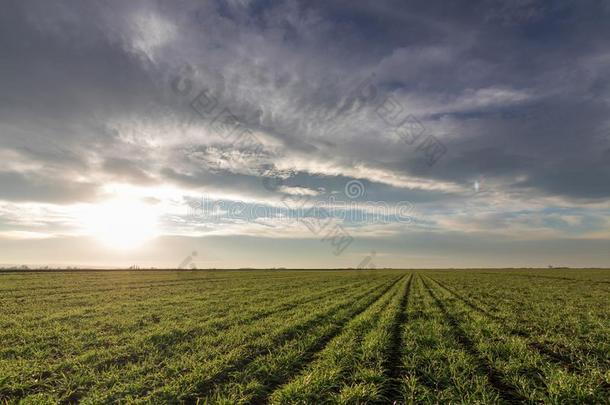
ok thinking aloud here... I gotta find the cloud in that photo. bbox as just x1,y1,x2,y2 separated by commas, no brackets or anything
0,171,101,204
1,0,609,265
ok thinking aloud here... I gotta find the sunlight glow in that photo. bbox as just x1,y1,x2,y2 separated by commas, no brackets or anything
81,198,159,250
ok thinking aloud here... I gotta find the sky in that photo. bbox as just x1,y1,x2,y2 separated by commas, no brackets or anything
1,0,609,268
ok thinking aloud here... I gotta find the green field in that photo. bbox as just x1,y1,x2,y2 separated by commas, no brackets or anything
1,269,609,404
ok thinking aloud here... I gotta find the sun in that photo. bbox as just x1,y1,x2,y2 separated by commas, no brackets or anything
81,198,159,250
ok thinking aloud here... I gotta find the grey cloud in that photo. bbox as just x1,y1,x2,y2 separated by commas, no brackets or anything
0,171,100,204
102,157,157,185
1,0,610,239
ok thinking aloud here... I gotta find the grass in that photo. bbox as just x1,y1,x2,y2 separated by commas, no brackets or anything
0,268,608,404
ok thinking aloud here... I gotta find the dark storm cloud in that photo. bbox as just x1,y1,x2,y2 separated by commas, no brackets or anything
291,0,610,200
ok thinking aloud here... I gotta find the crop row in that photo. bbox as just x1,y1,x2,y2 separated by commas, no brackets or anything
1,269,608,404
420,275,609,403
1,272,400,403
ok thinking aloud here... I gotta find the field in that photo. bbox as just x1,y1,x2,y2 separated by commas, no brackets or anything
1,269,609,404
